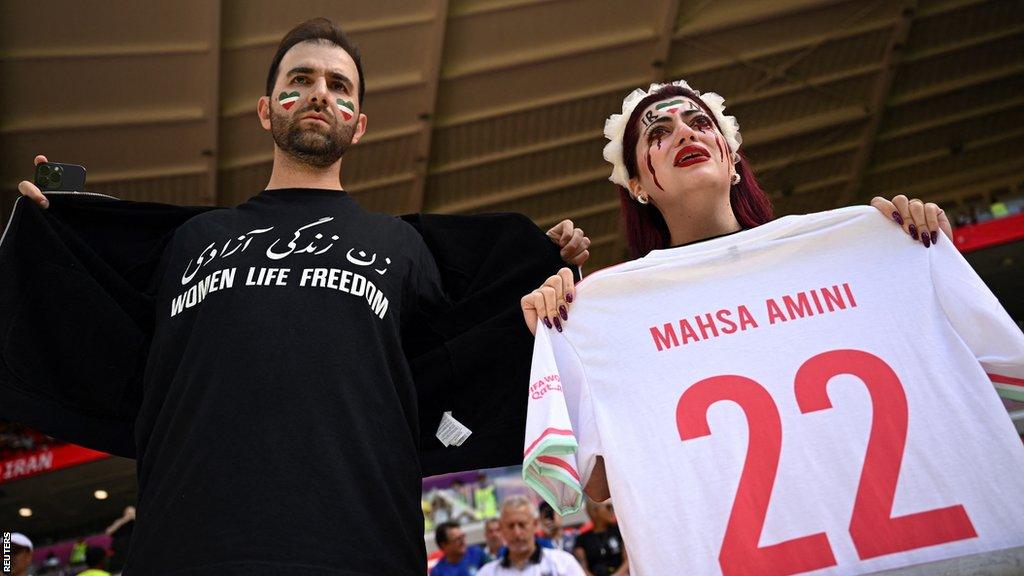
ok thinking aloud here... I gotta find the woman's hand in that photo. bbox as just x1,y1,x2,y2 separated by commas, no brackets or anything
871,195,952,248
547,219,591,266
521,267,575,336
17,155,52,209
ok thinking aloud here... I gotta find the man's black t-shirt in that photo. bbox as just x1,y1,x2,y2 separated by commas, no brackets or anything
125,188,445,575
573,525,624,576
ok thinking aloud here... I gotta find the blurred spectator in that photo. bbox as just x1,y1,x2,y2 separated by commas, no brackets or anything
539,502,575,552
478,495,583,576
431,492,454,524
991,199,1009,218
75,546,111,576
430,521,486,576
104,505,135,573
9,532,33,576
69,538,87,566
42,552,61,569
0,421,57,459
482,518,504,562
573,500,627,576
450,479,473,508
474,473,498,520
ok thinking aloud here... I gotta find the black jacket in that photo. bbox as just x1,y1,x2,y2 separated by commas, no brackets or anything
0,191,567,476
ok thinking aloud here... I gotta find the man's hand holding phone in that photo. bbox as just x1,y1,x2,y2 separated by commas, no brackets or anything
18,155,88,209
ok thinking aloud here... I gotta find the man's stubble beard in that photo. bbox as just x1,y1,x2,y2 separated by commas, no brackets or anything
270,105,354,168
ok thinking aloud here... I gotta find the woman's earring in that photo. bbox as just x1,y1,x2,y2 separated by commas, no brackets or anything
730,173,741,185
636,193,650,205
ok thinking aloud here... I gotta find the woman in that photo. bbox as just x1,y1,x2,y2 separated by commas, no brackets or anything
523,79,950,333
521,79,954,499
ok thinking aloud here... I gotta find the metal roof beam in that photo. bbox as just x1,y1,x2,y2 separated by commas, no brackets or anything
835,1,916,207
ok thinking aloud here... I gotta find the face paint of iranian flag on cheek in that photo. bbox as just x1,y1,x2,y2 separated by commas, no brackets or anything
278,91,300,111
336,99,355,121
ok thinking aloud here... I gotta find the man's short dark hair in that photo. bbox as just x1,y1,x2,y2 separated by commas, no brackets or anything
434,520,460,548
266,18,365,107
539,501,555,520
85,546,107,568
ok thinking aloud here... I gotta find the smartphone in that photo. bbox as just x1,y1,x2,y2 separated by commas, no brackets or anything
34,162,87,192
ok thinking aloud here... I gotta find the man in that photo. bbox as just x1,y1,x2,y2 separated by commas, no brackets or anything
431,521,486,576
573,500,627,576
539,501,575,552
482,518,504,562
103,505,135,573
474,472,499,520
77,546,113,576
478,496,583,576
8,533,33,576
3,18,586,575
69,537,88,566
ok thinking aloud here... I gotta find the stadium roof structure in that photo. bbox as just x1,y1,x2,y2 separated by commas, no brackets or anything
1,0,1022,272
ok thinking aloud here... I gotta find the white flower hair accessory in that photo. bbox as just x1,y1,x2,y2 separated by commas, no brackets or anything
602,79,742,189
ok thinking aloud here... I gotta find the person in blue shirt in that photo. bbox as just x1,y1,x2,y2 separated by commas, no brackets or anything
432,521,487,576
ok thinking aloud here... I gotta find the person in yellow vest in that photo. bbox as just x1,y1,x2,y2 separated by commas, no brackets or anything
76,546,112,576
69,538,88,565
474,473,499,520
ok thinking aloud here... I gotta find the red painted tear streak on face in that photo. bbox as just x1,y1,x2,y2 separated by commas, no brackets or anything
714,134,726,163
646,152,665,191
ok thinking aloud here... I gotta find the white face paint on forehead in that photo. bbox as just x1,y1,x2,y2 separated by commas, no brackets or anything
640,96,704,130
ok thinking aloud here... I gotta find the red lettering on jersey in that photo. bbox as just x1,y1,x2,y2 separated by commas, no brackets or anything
766,298,788,324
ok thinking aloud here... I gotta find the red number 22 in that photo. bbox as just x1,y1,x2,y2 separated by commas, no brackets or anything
677,349,977,576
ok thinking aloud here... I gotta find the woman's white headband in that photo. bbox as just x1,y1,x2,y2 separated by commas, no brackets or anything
602,79,742,188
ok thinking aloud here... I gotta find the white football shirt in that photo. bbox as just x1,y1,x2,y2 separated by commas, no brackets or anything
524,206,1024,576
477,547,584,576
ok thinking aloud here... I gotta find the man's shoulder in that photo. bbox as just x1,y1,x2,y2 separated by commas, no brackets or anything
465,544,486,561
572,529,595,546
173,205,235,235
542,547,583,570
477,558,502,576
543,546,577,559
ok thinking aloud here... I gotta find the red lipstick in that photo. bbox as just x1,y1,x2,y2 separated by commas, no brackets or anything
674,145,711,168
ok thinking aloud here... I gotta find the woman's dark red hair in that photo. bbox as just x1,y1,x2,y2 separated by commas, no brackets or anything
616,84,773,258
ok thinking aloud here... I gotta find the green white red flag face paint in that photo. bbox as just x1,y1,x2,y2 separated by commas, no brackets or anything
278,91,300,110
336,99,355,121
654,98,689,116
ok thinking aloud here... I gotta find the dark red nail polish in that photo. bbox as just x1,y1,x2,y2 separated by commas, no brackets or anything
553,317,563,332
565,292,574,303
892,211,903,225
559,306,568,321
922,232,931,248
542,317,552,329
909,224,918,240
930,231,938,244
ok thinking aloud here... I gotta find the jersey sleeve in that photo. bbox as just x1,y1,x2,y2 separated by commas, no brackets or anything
929,237,1024,400
523,326,599,515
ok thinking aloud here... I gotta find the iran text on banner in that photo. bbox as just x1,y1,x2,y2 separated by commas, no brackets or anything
0,444,109,484
524,206,1024,576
